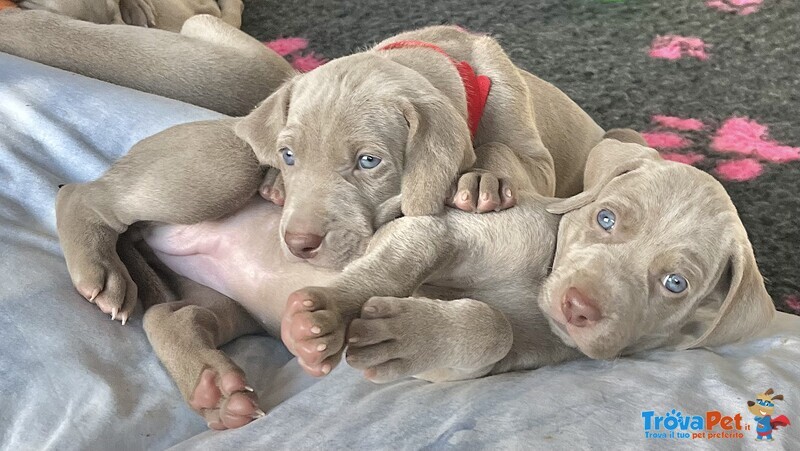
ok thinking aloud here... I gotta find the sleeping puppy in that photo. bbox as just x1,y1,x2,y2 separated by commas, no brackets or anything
133,134,774,428
15,0,243,31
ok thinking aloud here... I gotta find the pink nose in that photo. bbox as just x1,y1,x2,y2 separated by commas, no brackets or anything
561,287,601,327
284,231,324,259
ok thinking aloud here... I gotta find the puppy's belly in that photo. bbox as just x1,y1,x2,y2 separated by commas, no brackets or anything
144,198,338,334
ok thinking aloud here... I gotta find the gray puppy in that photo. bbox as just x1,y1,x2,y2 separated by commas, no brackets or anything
0,11,288,116
16,0,243,31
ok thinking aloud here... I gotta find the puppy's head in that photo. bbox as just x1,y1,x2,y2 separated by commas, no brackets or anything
235,54,474,269
540,137,775,359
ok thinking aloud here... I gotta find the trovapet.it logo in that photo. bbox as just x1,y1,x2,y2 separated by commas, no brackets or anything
641,409,748,441
641,388,792,442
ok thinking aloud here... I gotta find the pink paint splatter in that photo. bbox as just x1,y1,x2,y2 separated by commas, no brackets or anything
651,115,705,131
649,35,709,61
711,117,800,163
265,37,309,56
785,294,800,313
661,152,706,165
291,53,327,72
706,0,763,15
715,158,763,181
642,131,691,149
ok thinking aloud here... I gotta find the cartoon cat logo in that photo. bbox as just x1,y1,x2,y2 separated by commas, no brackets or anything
747,388,791,441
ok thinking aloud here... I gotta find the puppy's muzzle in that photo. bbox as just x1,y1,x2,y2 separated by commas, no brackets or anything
284,231,324,259
561,287,601,327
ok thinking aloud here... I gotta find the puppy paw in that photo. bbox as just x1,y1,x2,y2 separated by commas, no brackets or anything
345,297,437,383
281,288,347,377
190,365,263,430
72,252,138,325
259,168,285,206
448,171,516,213
119,0,156,27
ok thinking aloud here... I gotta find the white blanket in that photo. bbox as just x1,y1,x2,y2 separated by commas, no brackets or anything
1,53,798,450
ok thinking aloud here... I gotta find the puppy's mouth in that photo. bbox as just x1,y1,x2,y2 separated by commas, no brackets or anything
544,314,576,347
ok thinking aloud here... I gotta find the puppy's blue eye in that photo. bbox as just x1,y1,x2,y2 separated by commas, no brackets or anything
358,154,381,170
281,148,295,166
596,209,616,231
663,274,688,293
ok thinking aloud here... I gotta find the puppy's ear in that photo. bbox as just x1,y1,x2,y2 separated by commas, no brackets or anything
673,227,775,350
234,81,293,167
546,137,660,214
399,96,475,216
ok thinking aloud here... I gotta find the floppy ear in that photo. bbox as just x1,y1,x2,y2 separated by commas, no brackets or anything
398,96,475,216
673,228,775,350
546,136,661,214
233,80,294,167
765,388,775,395
772,394,784,401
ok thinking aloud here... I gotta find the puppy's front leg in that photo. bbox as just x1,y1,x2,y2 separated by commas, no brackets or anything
471,46,559,197
346,296,513,383
281,216,454,376
448,142,526,213
57,120,264,324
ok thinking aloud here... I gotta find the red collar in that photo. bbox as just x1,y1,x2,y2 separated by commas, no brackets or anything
377,40,492,140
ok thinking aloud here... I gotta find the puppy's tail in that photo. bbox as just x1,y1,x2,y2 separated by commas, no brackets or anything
603,128,649,146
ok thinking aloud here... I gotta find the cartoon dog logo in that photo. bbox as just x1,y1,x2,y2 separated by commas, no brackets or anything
747,388,791,441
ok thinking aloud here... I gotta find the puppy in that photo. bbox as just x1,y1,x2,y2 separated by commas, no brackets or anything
0,11,290,116
234,25,605,270
15,0,243,31
133,135,774,428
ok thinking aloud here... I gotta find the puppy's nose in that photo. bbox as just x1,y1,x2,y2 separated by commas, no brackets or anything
284,231,324,259
561,287,601,327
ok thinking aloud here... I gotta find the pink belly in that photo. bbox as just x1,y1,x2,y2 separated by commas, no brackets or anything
143,197,338,335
